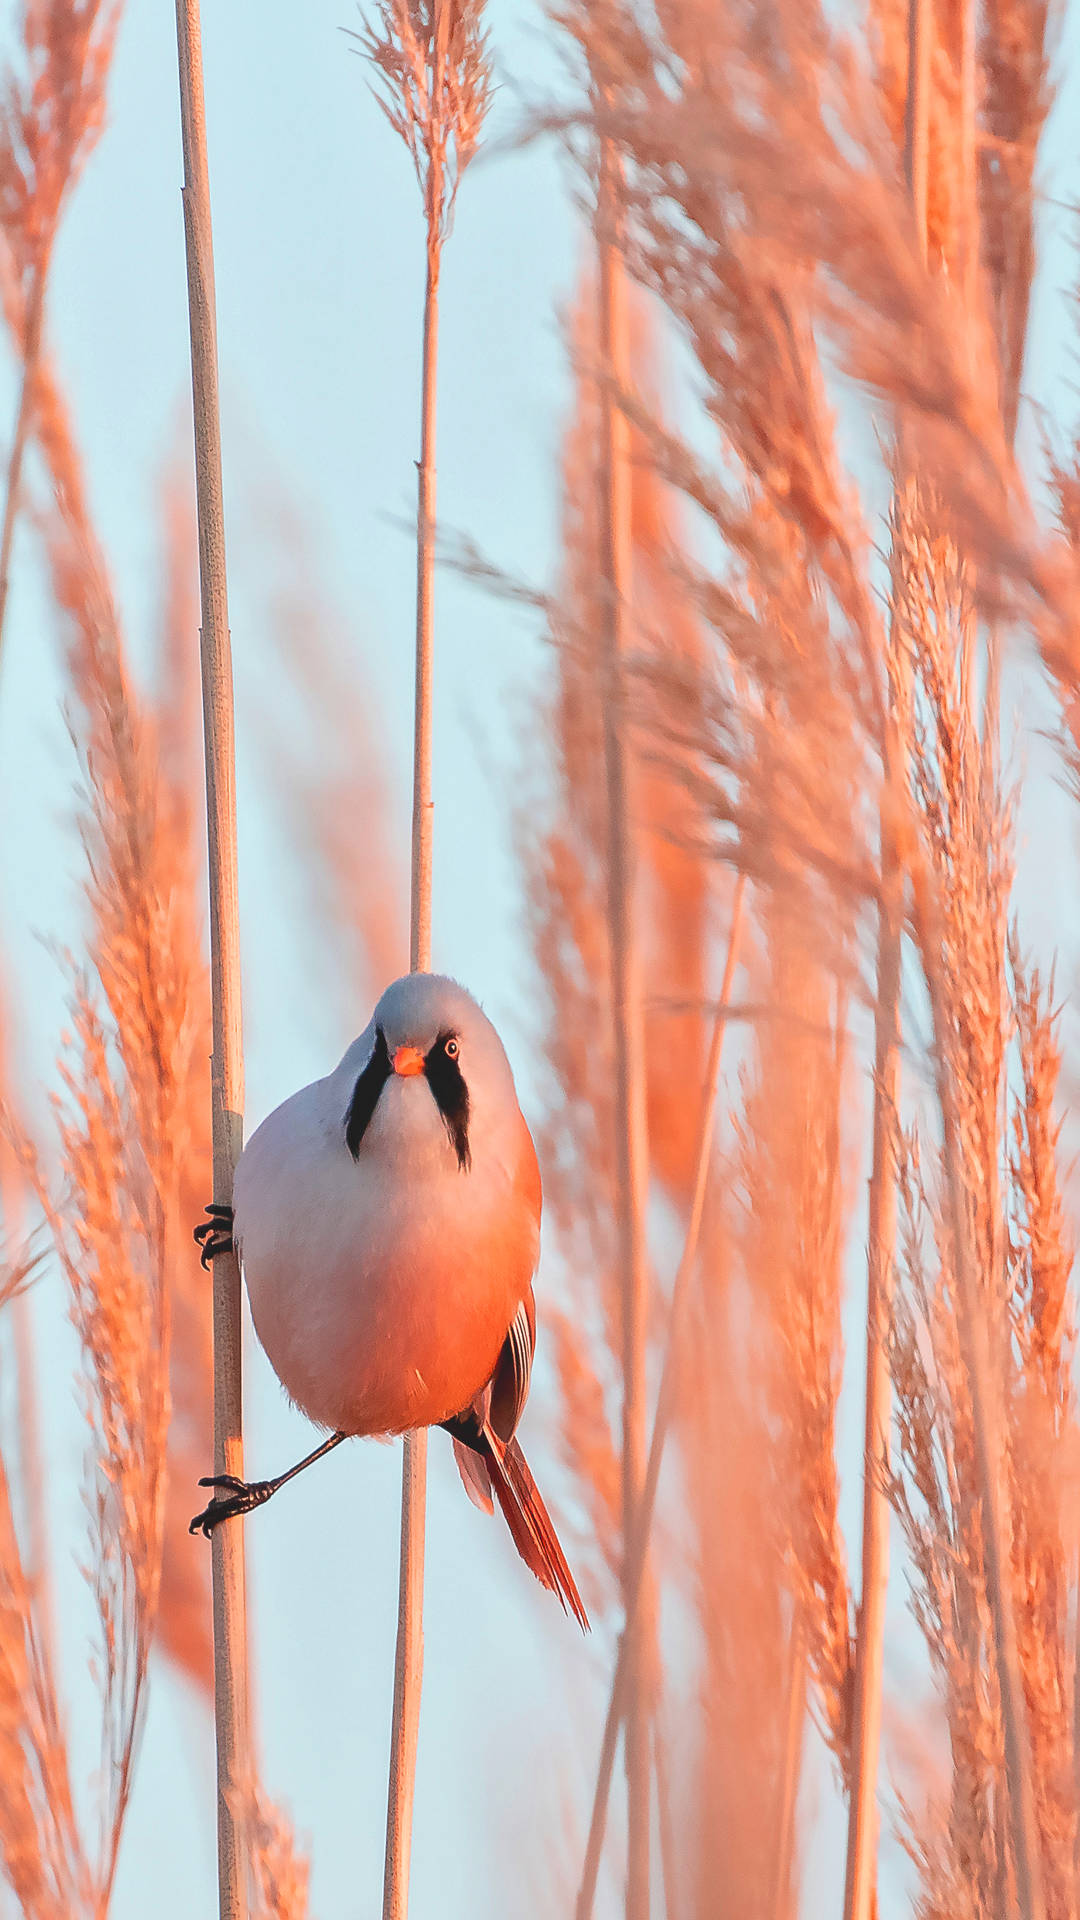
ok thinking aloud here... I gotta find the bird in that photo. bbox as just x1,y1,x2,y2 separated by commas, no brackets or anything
190,971,588,1629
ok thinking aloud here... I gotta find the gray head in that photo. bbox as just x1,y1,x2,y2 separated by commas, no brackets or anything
332,974,521,1172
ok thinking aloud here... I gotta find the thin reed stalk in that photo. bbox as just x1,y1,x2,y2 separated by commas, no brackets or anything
771,1615,807,1920
409,188,438,974
842,11,936,1893
383,1421,426,1920
842,5,929,1902
358,8,491,1912
904,0,931,253
652,1720,677,1920
577,876,745,1920
596,130,651,1920
841,855,901,1920
384,140,440,1920
958,0,976,310
173,4,250,1914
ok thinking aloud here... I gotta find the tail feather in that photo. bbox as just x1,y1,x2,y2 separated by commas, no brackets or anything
452,1436,494,1514
482,1425,589,1631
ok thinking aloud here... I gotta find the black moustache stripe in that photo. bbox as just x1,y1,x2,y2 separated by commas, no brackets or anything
424,1040,471,1171
345,1027,392,1158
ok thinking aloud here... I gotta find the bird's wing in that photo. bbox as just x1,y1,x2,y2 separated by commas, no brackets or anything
488,1289,535,1446
445,1286,535,1510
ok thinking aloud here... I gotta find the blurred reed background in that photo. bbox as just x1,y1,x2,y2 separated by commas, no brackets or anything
2,0,1080,1917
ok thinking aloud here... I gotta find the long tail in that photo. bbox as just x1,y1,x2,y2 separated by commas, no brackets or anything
481,1424,589,1631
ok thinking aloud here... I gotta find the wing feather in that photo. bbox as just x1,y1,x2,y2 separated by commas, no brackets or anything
489,1290,535,1445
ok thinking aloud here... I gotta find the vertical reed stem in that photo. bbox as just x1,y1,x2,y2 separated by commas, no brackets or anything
652,1719,677,1920
408,238,438,974
904,0,931,254
173,6,250,1915
772,1613,807,1920
596,132,651,1920
383,205,440,1920
958,0,978,317
0,258,46,681
843,16,929,1901
841,854,901,1920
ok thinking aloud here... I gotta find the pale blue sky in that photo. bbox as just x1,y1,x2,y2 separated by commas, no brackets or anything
2,2,1080,1916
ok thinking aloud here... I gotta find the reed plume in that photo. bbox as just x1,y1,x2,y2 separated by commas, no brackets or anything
152,472,214,1695
887,467,1054,1917
573,879,745,1920
0,0,125,1796
519,241,768,1907
3,3,1080,1917
30,414,210,1904
24,315,216,1704
0,0,121,672
740,911,853,1777
0,545,204,1910
678,1197,796,1920
0,1240,83,1920
1007,951,1077,1914
538,8,1074,1918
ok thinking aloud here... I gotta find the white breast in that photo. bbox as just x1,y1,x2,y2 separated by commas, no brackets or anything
233,1070,538,1435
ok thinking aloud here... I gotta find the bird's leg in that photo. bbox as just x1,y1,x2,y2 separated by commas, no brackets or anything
193,1201,235,1271
189,1431,349,1537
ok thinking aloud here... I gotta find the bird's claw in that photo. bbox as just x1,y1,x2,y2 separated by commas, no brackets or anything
188,1473,274,1537
194,1203,235,1271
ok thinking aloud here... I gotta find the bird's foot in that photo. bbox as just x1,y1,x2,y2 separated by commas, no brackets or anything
189,1473,275,1537
194,1202,234,1271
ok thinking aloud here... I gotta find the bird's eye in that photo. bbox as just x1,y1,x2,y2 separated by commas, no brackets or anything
444,1037,460,1059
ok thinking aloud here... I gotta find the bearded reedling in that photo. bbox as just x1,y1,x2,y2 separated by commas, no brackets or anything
191,972,588,1628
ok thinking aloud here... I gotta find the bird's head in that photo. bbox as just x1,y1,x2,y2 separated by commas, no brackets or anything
333,974,522,1174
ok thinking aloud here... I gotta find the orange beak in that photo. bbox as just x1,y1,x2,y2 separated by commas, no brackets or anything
392,1044,426,1078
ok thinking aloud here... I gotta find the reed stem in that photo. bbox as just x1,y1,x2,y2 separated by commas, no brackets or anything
843,10,930,1893
904,0,931,257
383,203,440,1920
173,5,250,1913
771,1612,807,1920
596,131,652,1920
841,850,901,1920
652,1719,677,1920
